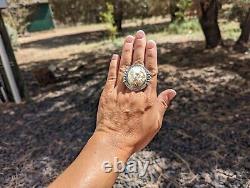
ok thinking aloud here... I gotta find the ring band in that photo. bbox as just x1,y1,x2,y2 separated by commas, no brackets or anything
123,63,151,91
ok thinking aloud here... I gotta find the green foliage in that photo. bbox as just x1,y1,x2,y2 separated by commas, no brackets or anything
3,0,37,34
4,0,248,41
148,0,169,17
50,0,106,25
122,0,150,20
228,0,250,23
167,19,201,34
100,3,117,40
175,0,193,22
5,23,19,49
52,0,169,24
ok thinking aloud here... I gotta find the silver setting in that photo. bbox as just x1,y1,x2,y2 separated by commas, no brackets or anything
123,63,152,91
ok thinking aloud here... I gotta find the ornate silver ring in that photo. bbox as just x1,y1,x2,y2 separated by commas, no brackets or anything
123,63,151,91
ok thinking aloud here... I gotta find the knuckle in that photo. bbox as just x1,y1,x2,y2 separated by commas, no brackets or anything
135,42,144,49
124,49,130,53
134,57,144,64
119,65,127,74
120,59,131,67
123,43,133,53
107,76,116,82
124,46,132,53
121,56,131,66
146,95,154,107
160,99,168,109
147,51,155,58
150,69,158,77
102,89,114,98
147,61,157,71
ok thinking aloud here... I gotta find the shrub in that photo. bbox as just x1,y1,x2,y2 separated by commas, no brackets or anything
175,0,193,22
2,4,32,35
100,3,117,40
167,19,201,34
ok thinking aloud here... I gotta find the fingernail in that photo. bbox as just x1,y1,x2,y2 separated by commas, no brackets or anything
112,54,118,60
147,40,156,49
126,35,134,43
168,89,177,101
136,30,145,39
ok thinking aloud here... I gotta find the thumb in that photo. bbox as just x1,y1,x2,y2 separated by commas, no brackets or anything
157,89,176,118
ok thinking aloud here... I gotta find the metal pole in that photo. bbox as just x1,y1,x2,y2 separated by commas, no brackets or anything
0,35,21,103
0,87,8,102
0,74,8,102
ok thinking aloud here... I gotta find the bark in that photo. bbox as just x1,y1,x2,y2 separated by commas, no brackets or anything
198,0,222,48
114,0,123,32
170,0,179,22
234,8,250,53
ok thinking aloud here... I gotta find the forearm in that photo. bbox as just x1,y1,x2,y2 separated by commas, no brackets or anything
49,132,132,188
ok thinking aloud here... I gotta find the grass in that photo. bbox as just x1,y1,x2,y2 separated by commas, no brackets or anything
166,19,201,35
165,18,240,40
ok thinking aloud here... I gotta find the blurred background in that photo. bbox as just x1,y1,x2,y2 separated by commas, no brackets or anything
0,0,249,187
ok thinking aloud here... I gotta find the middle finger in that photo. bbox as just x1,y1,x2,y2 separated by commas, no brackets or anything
132,30,147,65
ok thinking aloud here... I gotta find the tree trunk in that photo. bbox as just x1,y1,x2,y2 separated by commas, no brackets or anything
198,0,222,48
114,0,123,32
234,8,250,53
170,0,179,22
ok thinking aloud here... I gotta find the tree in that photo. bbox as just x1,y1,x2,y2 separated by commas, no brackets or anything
197,0,222,48
169,0,179,22
113,0,123,31
234,8,250,52
100,3,117,40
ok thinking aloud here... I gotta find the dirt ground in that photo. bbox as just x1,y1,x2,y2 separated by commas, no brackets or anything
0,21,250,188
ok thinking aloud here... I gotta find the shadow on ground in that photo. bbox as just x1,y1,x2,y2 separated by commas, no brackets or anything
0,35,249,187
21,21,169,49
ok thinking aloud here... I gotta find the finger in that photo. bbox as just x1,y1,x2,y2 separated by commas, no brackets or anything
105,54,119,91
132,30,147,65
157,89,177,121
145,40,158,92
116,35,135,90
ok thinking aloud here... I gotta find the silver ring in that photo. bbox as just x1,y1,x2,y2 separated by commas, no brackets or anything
123,63,151,91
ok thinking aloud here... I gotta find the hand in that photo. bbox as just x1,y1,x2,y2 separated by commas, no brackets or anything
95,30,176,155
49,31,176,188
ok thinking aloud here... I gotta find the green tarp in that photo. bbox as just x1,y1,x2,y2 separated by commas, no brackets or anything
27,3,54,32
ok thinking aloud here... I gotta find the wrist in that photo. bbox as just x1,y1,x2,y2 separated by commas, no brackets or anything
91,131,133,162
